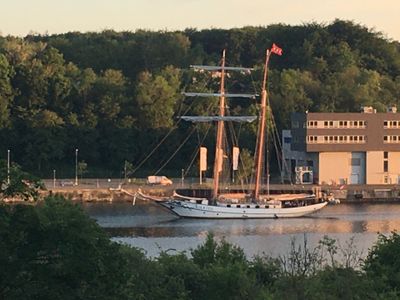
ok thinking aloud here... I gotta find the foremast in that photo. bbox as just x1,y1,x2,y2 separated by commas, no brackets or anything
212,50,226,200
182,50,256,203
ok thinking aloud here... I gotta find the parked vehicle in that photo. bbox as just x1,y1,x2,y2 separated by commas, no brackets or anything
147,176,173,185
59,180,74,187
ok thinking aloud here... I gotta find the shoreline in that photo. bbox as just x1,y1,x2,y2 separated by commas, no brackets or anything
34,182,400,203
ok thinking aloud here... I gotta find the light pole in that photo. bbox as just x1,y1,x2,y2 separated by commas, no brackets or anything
7,149,10,184
53,169,56,188
75,148,78,186
124,160,127,182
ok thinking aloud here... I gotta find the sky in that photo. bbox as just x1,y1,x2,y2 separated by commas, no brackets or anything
2,0,400,41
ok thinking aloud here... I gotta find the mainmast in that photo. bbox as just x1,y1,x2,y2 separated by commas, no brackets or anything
253,44,282,201
253,50,271,201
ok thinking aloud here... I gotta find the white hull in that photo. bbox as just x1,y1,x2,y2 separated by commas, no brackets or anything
159,200,328,219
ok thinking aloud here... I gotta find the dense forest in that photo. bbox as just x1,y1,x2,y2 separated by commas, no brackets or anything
0,20,400,178
2,196,400,299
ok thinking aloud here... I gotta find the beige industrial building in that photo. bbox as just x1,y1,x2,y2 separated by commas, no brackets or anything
286,107,400,185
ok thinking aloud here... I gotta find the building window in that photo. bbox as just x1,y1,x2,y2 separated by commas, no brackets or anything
384,136,388,142
384,121,388,128
384,151,388,159
384,160,388,172
329,121,333,127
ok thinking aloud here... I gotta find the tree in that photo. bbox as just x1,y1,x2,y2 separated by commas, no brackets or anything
0,160,43,202
135,66,182,129
236,148,253,185
363,232,400,296
78,160,88,179
0,196,132,299
0,54,14,128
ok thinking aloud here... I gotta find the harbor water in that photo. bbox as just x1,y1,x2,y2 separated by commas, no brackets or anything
83,200,400,258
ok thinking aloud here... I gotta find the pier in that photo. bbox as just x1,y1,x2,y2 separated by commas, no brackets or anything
40,179,400,203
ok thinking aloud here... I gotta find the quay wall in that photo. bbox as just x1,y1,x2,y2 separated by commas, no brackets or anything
37,182,400,203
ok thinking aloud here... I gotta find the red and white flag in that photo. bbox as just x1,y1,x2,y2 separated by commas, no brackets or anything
271,43,283,56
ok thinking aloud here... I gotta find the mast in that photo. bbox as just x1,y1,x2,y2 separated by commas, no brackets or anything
182,51,256,202
253,50,271,201
212,50,226,200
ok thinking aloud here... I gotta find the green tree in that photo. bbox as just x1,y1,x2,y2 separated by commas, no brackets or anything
135,66,182,129
0,160,43,201
237,148,253,185
0,54,14,128
0,196,131,299
363,232,400,296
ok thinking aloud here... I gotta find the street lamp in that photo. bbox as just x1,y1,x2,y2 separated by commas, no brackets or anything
53,169,56,188
75,148,78,186
124,160,127,182
7,149,10,184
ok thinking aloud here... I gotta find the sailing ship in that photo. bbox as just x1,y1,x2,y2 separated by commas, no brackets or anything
137,45,327,218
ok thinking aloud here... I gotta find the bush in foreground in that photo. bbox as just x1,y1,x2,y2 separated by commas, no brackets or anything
1,196,400,299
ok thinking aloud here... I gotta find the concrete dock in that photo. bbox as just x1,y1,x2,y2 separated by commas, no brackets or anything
40,179,400,202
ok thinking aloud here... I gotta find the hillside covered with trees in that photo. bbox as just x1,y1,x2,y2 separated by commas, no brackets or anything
0,20,399,178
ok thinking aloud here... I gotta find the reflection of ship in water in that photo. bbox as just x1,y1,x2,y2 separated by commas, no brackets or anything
87,202,400,238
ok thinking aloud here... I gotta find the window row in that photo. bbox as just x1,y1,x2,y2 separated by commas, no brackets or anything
307,120,367,129
384,120,400,128
307,135,366,144
383,135,400,143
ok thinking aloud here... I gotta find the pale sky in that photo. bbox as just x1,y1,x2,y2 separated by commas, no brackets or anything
2,0,400,41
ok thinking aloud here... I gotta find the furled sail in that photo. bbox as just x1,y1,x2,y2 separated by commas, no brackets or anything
180,116,257,123
183,92,257,99
190,65,254,72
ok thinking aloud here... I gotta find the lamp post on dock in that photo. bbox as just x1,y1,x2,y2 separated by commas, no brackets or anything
53,169,56,188
75,148,78,186
7,149,10,185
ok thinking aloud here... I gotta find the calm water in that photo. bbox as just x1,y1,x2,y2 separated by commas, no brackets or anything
83,201,400,258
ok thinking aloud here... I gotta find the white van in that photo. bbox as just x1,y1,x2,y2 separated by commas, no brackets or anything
147,176,173,185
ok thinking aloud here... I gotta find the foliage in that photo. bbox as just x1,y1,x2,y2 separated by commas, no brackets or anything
2,198,400,299
363,232,400,296
1,20,400,177
0,196,130,299
0,159,43,201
